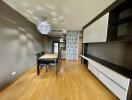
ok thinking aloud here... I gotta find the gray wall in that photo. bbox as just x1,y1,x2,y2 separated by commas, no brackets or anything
88,42,132,71
0,1,44,88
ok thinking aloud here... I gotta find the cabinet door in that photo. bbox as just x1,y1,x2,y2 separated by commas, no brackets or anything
99,72,128,100
83,13,109,43
89,58,130,90
88,64,99,78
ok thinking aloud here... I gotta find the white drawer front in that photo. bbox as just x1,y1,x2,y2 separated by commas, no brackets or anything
89,58,130,90
92,66,99,78
99,73,127,100
88,58,92,64
88,65,93,72
88,65,99,78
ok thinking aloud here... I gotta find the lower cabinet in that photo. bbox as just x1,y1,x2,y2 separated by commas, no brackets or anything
88,59,130,100
99,72,128,100
88,65,99,78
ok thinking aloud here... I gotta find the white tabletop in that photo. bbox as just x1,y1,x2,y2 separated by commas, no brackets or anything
40,54,58,59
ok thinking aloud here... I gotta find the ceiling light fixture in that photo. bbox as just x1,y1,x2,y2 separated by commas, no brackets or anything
53,18,58,21
37,16,51,34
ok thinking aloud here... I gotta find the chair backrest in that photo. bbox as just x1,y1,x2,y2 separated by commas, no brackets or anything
41,51,45,55
36,53,41,59
35,53,41,65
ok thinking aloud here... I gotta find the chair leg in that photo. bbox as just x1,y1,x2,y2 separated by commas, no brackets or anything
49,64,52,72
46,65,48,73
37,64,40,75
40,66,43,69
56,61,57,75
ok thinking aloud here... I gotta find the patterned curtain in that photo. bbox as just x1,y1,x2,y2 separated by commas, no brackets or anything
66,31,80,60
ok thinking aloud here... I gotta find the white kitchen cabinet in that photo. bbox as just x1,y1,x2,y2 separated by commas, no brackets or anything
80,55,130,100
83,13,109,43
89,65,99,78
88,58,130,100
99,72,128,100
89,58,130,90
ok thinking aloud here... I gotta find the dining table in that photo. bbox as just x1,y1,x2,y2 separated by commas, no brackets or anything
37,53,59,75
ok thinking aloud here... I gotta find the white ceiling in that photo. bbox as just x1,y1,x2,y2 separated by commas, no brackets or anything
3,0,115,33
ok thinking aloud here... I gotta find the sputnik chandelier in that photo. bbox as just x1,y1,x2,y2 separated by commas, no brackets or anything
37,16,51,34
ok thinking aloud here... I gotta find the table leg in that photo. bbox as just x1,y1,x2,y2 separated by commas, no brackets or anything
55,60,57,74
46,65,48,73
37,64,40,75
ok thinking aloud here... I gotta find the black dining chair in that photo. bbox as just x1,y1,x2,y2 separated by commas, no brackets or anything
41,51,45,56
35,52,48,75
49,51,61,73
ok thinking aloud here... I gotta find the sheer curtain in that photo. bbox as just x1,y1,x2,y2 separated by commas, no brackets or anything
66,31,80,60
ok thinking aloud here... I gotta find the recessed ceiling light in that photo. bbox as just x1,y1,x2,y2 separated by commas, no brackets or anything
51,12,57,16
17,27,26,31
33,16,39,20
27,10,33,14
53,18,58,21
35,6,43,11
59,16,64,19
19,34,27,42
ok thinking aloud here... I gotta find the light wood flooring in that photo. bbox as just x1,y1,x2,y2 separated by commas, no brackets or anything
0,60,118,100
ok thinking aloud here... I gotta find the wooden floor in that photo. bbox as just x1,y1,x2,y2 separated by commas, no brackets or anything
0,60,118,100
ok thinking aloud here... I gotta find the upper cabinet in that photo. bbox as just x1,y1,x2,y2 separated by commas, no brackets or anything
107,0,132,41
83,13,109,43
83,0,132,43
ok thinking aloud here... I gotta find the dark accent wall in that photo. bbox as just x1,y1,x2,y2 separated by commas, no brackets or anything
0,1,44,88
87,42,132,71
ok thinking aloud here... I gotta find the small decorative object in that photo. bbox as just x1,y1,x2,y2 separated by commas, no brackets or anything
37,16,51,34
